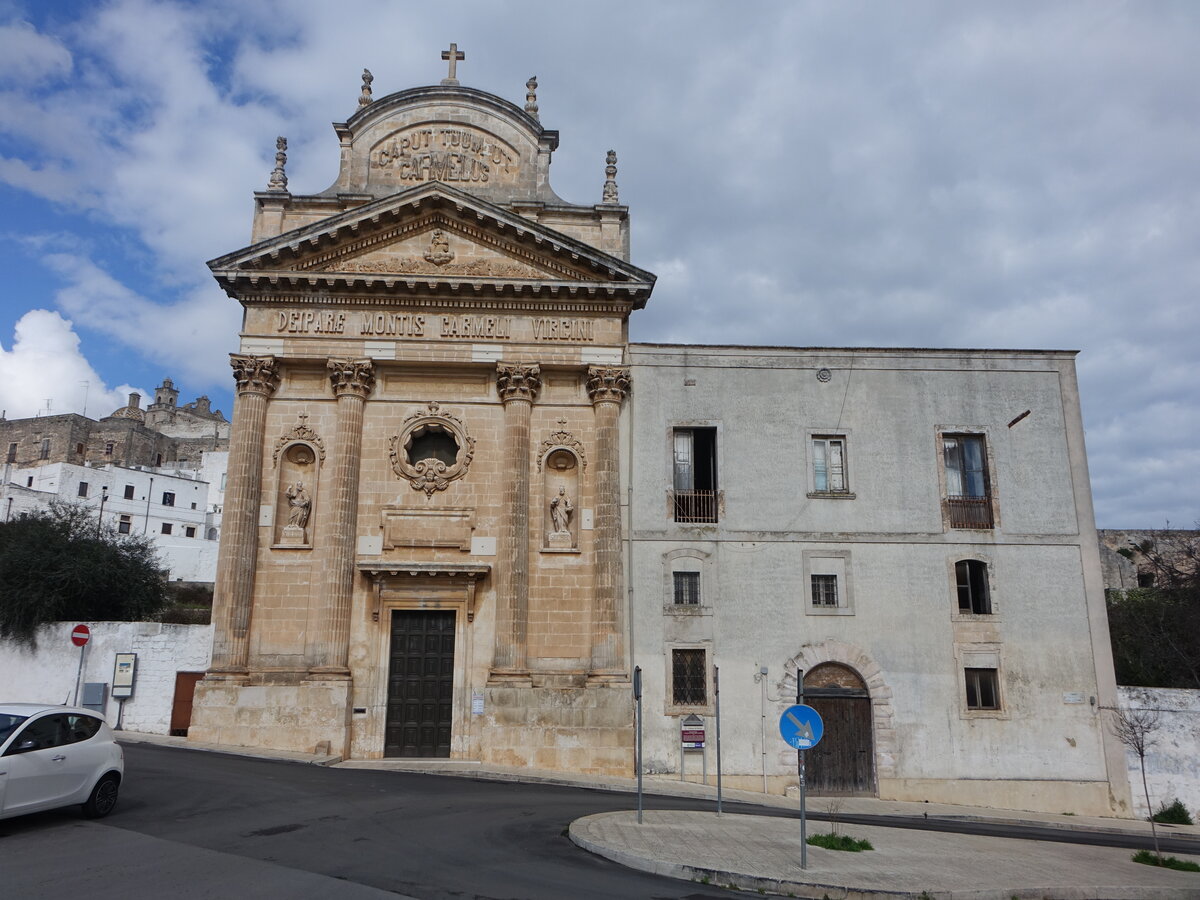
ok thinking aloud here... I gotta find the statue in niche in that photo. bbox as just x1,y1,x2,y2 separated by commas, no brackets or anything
286,481,311,528
550,485,573,534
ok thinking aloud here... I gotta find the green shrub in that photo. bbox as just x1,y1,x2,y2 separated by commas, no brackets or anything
1151,798,1195,826
1131,849,1200,872
806,832,873,852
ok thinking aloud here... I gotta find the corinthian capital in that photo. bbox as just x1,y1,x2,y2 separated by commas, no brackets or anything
586,366,630,405
496,363,541,404
230,354,279,397
328,358,375,399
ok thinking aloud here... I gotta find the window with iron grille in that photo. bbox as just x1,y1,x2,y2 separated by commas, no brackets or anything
673,571,701,606
965,668,1000,710
105,442,114,456
671,648,707,706
161,523,173,535
955,560,991,614
77,482,89,498
672,427,718,523
942,433,993,528
162,491,175,507
811,573,838,608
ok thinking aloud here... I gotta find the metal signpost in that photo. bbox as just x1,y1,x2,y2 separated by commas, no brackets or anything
70,624,90,706
633,665,643,824
714,665,723,815
779,673,824,870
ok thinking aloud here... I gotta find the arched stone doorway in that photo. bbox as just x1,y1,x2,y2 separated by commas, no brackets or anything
804,663,875,794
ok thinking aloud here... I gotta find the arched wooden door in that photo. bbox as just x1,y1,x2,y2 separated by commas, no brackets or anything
804,663,875,794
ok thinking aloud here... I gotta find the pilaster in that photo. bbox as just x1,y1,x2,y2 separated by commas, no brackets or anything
586,366,630,678
491,363,541,679
208,354,279,678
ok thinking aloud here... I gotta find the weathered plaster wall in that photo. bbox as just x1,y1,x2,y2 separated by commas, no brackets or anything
1118,686,1200,820
0,621,212,733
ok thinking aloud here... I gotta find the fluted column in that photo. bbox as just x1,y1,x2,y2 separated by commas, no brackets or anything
208,355,279,677
586,366,630,677
491,363,541,677
309,358,374,677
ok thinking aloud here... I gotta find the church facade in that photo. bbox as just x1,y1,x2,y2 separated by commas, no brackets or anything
191,53,1131,815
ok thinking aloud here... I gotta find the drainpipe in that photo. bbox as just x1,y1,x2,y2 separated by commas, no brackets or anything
144,476,154,533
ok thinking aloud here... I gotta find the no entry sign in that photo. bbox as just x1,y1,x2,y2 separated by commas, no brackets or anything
70,624,91,647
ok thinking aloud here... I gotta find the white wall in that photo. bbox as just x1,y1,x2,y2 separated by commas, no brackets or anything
1118,686,1200,820
0,621,212,734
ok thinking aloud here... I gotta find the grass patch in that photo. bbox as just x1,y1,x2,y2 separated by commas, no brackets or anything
1132,849,1200,872
806,832,874,852
1152,799,1195,826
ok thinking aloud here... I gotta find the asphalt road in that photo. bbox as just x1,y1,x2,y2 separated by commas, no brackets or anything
0,743,769,900
1,744,1194,899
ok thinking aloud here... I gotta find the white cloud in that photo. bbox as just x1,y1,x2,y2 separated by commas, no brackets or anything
41,253,239,386
0,19,71,82
0,309,142,420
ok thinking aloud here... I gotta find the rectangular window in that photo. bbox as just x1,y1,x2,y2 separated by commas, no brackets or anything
7,442,17,463
118,515,131,535
673,571,701,606
811,573,838,607
77,482,89,498
162,491,175,507
39,438,50,460
812,437,847,493
964,668,1000,710
671,648,707,706
184,526,196,538
104,442,114,456
672,427,718,523
955,560,992,614
161,523,173,535
942,434,993,528
123,484,134,500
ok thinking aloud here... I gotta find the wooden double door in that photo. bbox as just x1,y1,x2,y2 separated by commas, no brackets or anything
385,610,456,758
804,664,875,794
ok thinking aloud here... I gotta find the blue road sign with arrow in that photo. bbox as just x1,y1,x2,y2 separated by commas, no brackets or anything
779,704,824,750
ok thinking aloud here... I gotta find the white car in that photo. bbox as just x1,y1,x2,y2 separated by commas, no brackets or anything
0,703,124,820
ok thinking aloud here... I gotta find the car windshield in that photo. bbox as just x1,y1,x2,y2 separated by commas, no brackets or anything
0,713,30,743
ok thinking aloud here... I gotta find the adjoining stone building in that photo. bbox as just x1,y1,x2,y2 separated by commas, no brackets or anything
190,53,1131,815
0,380,228,472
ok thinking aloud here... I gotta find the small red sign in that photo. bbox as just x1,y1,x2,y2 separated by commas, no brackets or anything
681,729,705,743
71,624,90,647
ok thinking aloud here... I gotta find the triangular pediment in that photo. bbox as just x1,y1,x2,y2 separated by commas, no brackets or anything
208,183,655,304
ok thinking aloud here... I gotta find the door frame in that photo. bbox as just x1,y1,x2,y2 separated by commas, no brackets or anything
804,663,877,795
361,571,482,760
384,608,458,758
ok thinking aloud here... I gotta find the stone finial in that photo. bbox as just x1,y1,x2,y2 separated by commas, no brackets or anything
358,68,374,109
525,76,539,121
441,42,464,84
267,137,288,191
602,150,618,204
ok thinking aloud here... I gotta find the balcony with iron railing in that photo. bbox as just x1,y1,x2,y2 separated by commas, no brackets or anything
947,494,994,529
672,489,719,524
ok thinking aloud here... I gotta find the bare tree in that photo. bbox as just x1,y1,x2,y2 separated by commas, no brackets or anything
1108,704,1162,859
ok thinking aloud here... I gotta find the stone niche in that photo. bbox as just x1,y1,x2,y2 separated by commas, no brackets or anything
273,439,322,548
541,446,582,552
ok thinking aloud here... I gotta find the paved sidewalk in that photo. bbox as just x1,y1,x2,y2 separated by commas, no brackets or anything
570,809,1200,899
120,732,1200,897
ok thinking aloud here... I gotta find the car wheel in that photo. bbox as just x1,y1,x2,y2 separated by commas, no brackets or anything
81,774,120,819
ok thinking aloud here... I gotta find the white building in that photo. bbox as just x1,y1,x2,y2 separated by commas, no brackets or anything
628,344,1129,815
1,457,226,583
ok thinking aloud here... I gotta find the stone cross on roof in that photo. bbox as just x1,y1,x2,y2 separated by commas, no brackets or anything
441,43,464,84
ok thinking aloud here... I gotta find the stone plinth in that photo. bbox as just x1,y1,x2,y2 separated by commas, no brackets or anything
189,678,353,757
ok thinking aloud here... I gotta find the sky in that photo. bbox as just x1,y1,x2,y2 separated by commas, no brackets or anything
0,0,1196,528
